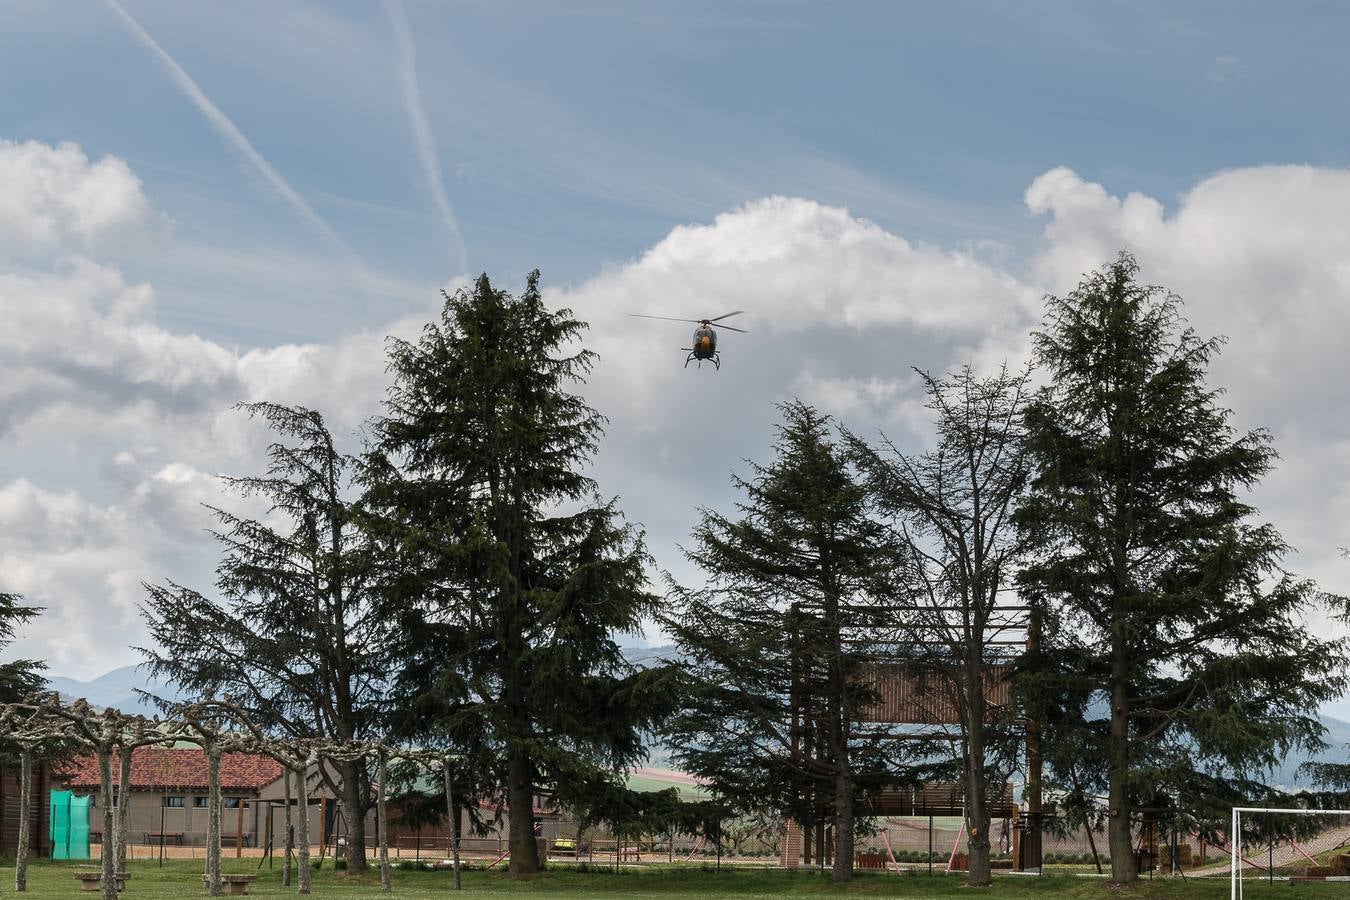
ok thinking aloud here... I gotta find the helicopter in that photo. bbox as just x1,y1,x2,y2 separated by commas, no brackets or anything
628,310,747,370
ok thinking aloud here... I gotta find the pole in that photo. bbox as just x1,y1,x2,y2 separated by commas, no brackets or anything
282,767,292,887
159,794,166,868
377,750,390,893
928,813,933,875
1230,807,1237,900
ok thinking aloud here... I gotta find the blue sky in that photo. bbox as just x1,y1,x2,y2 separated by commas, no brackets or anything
7,0,1348,342
2,0,1350,733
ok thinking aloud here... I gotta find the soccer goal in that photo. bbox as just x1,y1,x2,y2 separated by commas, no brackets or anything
1231,807,1350,897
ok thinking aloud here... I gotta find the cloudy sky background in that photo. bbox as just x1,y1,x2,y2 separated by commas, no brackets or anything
2,2,1349,716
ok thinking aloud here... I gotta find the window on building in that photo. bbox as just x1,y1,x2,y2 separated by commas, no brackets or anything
222,798,248,809
193,797,209,808
163,796,185,808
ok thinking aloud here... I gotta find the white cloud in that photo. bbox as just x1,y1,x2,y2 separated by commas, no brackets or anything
0,259,240,435
555,195,1039,433
0,480,149,672
790,371,925,431
1025,164,1350,595
3,139,1349,684
0,140,149,254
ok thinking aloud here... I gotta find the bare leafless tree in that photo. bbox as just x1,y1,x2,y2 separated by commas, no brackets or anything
849,364,1032,886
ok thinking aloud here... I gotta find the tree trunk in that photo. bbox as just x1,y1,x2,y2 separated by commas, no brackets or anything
98,747,117,900
831,766,854,882
377,751,390,892
283,766,293,887
1107,670,1137,884
338,758,368,872
116,747,133,875
506,744,540,875
16,745,32,892
444,763,462,891
1086,818,1103,874
965,674,992,885
824,574,853,884
296,761,312,895
207,746,223,896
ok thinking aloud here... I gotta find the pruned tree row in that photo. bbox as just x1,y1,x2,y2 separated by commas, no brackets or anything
0,693,467,896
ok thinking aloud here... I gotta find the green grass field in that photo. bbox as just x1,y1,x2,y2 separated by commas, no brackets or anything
0,858,1334,898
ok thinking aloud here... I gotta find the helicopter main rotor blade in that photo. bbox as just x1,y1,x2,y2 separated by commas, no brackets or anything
715,323,748,333
628,313,705,325
709,310,744,322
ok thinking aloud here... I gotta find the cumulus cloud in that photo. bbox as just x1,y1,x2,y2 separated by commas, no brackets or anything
0,140,149,254
0,141,415,676
790,371,925,432
0,260,240,434
0,480,149,669
1025,164,1350,594
2,139,1348,684
555,195,1040,435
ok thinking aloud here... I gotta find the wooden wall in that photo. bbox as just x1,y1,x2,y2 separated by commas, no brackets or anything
0,762,51,857
858,663,1014,725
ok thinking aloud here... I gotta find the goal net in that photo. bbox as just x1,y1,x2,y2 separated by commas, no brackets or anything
1231,807,1350,897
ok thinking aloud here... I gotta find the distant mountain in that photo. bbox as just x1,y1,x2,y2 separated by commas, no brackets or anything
620,642,682,669
46,664,181,716
1274,714,1350,789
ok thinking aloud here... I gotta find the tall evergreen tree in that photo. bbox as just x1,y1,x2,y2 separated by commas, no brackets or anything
366,271,664,877
141,403,392,871
663,401,899,883
1015,253,1347,884
848,365,1032,885
0,592,44,703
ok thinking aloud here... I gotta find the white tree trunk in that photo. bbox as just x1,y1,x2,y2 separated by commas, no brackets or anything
98,748,117,900
16,745,32,892
116,747,133,875
296,760,312,895
207,746,223,896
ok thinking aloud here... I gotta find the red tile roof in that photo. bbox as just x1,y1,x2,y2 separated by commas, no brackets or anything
53,747,282,794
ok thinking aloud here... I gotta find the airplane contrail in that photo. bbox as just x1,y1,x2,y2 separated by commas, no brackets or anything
385,0,470,276
103,0,359,265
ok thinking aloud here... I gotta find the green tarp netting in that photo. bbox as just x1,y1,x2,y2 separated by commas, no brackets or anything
49,790,91,860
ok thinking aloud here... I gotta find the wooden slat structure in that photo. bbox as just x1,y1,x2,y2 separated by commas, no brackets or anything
0,761,52,858
858,663,1014,726
864,781,1015,818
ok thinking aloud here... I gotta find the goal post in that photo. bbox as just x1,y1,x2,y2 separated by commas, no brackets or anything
1231,807,1350,899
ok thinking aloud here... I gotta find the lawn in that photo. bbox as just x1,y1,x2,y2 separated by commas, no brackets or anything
0,859,1334,898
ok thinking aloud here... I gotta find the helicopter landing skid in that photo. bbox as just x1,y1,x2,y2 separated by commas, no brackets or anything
683,349,721,371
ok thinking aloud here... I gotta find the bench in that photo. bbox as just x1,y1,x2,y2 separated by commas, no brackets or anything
203,874,257,895
145,830,185,845
73,870,129,892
